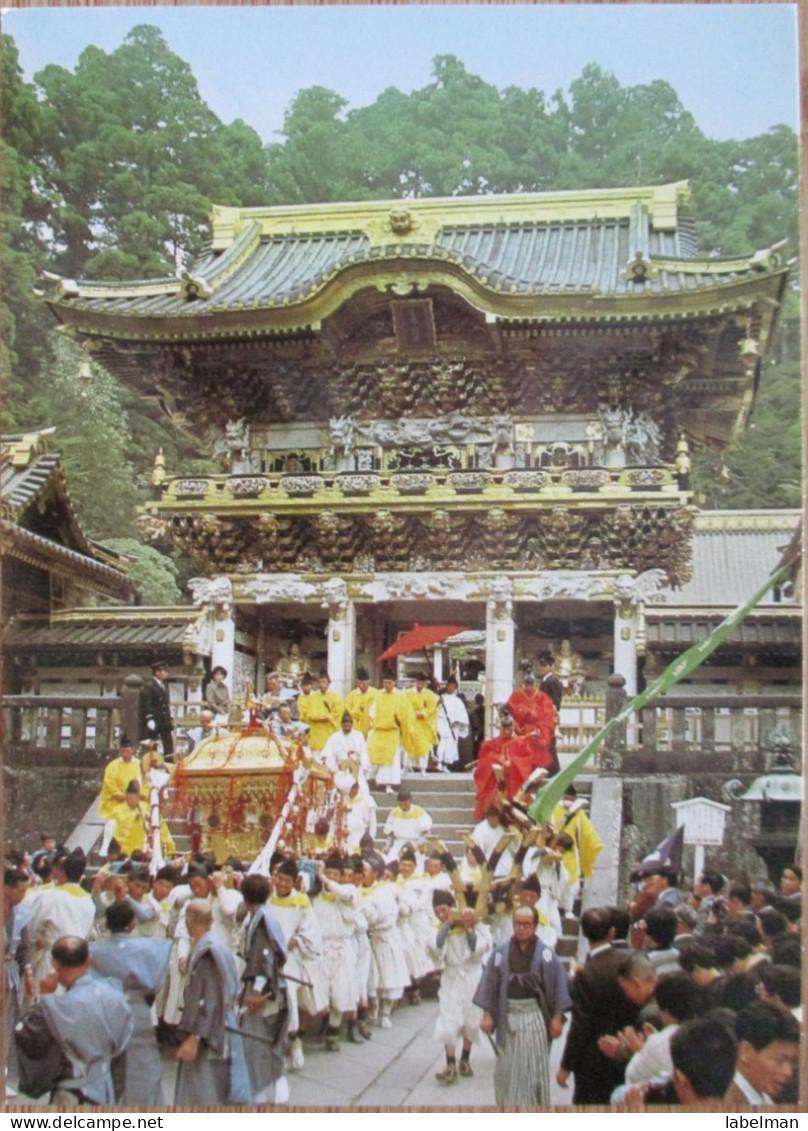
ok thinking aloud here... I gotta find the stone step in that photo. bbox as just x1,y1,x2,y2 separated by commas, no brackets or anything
555,934,579,959
397,775,477,791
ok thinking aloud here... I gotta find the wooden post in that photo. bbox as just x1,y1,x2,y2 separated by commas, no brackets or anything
121,673,144,746
601,673,627,771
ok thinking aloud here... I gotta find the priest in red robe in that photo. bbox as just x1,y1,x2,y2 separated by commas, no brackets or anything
506,670,558,775
473,712,517,820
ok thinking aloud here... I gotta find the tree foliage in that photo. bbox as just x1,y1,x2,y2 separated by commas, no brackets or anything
103,538,182,605
2,30,801,526
1,36,55,426
34,25,266,279
24,333,140,539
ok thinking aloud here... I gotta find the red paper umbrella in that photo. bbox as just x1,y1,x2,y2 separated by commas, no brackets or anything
377,624,468,661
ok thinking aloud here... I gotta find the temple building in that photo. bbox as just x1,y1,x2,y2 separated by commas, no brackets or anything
2,428,135,678
39,182,796,744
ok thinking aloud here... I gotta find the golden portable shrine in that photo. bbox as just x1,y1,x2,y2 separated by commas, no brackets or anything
169,718,336,862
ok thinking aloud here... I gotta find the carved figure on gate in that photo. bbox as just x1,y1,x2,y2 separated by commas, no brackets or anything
329,415,356,473
277,642,310,690
491,414,514,468
554,639,586,697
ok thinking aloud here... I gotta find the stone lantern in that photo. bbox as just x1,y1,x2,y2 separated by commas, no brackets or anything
727,723,803,879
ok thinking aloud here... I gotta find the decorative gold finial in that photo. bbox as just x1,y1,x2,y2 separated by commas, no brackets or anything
151,448,166,489
78,358,93,395
674,433,691,476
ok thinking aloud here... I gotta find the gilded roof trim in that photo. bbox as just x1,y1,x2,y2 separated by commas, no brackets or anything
207,182,691,245
46,252,788,344
2,521,134,593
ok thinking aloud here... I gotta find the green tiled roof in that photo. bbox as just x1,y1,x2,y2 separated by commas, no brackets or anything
45,184,789,323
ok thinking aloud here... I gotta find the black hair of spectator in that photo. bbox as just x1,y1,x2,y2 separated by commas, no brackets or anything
760,964,801,1008
240,874,270,905
735,1001,800,1049
678,942,718,974
711,933,750,968
769,936,802,969
670,1018,737,1098
655,973,701,1021
580,907,613,944
607,905,631,941
728,882,752,906
771,895,801,923
722,914,762,947
756,908,789,942
644,905,677,949
719,971,761,1013
105,899,136,933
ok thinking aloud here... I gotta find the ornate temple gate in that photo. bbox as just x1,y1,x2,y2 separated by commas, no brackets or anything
184,566,672,742
41,183,790,751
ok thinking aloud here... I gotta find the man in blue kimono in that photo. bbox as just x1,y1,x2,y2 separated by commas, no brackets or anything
90,901,171,1105
15,935,133,1105
174,899,251,1105
473,905,571,1106
239,874,289,1104
4,867,33,1092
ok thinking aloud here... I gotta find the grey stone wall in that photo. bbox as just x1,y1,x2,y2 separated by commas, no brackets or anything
617,770,781,904
4,747,109,853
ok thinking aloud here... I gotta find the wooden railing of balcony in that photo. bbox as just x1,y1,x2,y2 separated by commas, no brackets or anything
3,675,145,761
3,694,122,756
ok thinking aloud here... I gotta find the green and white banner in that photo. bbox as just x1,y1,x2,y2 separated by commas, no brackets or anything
528,549,801,825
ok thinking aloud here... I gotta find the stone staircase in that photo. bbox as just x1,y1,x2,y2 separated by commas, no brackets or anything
374,772,478,860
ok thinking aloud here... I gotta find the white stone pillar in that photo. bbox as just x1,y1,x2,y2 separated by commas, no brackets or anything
328,600,355,699
612,602,639,698
485,577,515,738
188,577,236,694
211,609,236,691
323,579,353,699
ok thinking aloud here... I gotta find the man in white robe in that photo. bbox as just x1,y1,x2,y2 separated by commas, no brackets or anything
269,860,326,1069
429,891,493,1083
312,856,360,1049
436,679,469,771
26,852,95,994
358,856,409,1028
320,711,371,792
383,788,433,864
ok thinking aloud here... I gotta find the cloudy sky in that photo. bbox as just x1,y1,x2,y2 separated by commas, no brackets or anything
4,3,800,143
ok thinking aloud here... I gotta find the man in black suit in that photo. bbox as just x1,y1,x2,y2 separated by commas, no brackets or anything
537,651,562,775
557,907,649,1104
143,661,174,758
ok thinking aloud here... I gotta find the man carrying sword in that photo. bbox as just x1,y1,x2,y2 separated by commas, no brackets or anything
239,874,290,1105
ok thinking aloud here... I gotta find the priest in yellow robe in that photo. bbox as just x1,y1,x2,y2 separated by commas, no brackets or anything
405,672,438,775
98,736,143,854
344,666,379,737
112,781,176,858
366,670,415,793
551,786,603,887
297,671,344,753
